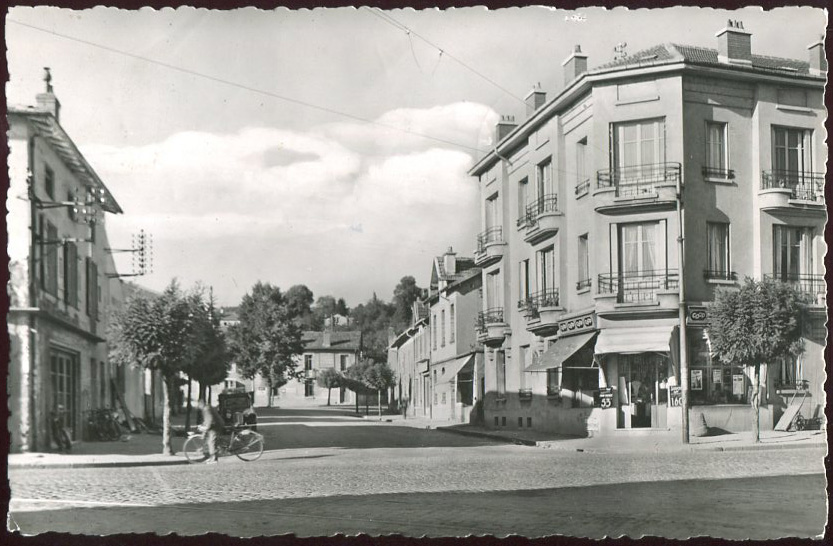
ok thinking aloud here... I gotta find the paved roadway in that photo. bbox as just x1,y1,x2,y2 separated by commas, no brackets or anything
8,407,827,538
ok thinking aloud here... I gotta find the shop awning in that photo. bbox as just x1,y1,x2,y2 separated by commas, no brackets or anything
594,325,675,355
436,354,474,384
526,332,597,372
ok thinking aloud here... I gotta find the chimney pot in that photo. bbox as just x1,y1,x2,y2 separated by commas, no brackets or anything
562,45,588,85
443,249,457,276
716,21,752,65
524,83,547,116
36,67,61,122
807,37,826,75
494,115,518,143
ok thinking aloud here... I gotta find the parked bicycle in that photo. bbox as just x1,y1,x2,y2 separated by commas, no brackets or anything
84,408,123,441
50,405,72,452
183,425,264,463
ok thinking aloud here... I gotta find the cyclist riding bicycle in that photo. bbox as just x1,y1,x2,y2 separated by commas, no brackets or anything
197,399,225,464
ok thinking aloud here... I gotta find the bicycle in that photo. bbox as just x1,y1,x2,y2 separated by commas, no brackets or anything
50,406,72,452
183,425,264,463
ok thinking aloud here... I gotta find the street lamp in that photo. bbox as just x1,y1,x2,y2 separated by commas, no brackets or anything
677,168,690,444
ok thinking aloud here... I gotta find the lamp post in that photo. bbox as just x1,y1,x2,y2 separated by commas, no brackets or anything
677,169,690,444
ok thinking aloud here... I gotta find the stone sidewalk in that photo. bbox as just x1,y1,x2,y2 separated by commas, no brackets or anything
9,408,827,469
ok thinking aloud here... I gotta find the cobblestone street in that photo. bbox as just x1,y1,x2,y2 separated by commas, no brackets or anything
8,407,827,538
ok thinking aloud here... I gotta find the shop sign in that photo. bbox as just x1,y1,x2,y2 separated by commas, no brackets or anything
687,305,709,326
669,386,683,407
596,387,614,409
558,313,596,335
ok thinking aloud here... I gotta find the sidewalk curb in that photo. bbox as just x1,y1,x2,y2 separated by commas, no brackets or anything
9,458,190,470
435,426,538,446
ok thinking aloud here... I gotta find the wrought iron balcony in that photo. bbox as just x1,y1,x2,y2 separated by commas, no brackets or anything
596,162,682,198
575,178,590,197
597,269,680,303
523,288,560,318
524,194,559,226
476,226,504,253
702,166,735,179
576,278,592,291
703,270,738,281
764,273,826,303
476,307,505,332
761,170,824,202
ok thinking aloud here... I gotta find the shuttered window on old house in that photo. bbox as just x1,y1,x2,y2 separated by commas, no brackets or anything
64,241,78,308
85,257,99,319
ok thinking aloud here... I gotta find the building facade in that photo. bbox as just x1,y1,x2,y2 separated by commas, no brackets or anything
7,73,148,452
425,248,485,423
469,24,826,437
273,330,362,407
388,301,430,418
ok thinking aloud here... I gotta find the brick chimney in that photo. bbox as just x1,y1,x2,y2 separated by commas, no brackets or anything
494,115,517,143
562,45,588,84
36,67,61,122
443,247,457,276
808,36,826,76
716,20,752,65
525,84,546,116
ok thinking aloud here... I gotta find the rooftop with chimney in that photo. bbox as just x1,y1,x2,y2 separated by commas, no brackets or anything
301,330,362,351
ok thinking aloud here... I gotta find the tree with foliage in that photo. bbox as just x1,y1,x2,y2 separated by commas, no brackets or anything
316,368,342,406
347,358,395,418
110,280,202,455
707,278,806,442
343,361,373,415
351,293,397,362
392,276,422,329
285,284,315,327
183,287,230,432
335,297,349,317
227,282,305,407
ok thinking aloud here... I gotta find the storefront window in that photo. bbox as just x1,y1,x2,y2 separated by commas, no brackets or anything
690,335,748,405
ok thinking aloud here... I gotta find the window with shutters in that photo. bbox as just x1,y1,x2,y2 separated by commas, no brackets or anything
64,241,78,308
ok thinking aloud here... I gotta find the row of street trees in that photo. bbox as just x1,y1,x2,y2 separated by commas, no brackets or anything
316,359,395,417
109,281,230,455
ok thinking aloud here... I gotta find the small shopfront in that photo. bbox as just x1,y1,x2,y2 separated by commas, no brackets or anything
594,325,678,430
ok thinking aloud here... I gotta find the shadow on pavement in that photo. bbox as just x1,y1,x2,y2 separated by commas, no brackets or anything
264,424,505,450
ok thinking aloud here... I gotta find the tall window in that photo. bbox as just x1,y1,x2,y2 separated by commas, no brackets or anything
517,178,529,224
441,309,446,347
42,222,59,295
706,222,730,278
772,126,812,180
536,158,554,199
449,304,455,343
613,118,666,173
576,138,588,190
64,241,78,308
578,234,589,288
518,259,530,303
485,193,499,229
44,164,55,199
547,367,561,396
705,122,728,174
432,314,437,350
773,226,813,280
518,346,527,389
85,258,98,319
537,246,556,293
496,351,506,397
304,355,313,373
340,355,348,371
486,270,501,310
619,222,659,275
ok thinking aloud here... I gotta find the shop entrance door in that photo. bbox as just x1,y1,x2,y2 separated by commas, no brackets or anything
618,353,668,429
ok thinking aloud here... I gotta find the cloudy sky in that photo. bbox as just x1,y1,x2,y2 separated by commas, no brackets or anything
6,6,826,307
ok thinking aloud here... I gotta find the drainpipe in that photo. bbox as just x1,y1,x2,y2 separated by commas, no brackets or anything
677,169,690,444
26,136,38,452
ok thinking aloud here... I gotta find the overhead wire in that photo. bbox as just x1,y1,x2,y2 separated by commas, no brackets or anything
363,7,528,106
7,18,488,155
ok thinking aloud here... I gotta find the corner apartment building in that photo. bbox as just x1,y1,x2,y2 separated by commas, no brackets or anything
469,23,826,437
7,72,148,452
425,248,484,423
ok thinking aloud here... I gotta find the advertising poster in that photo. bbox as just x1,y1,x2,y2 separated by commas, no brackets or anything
691,369,703,391
732,374,744,396
713,369,722,384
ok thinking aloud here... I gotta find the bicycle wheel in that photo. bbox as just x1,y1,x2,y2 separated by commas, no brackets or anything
231,430,264,461
183,435,209,463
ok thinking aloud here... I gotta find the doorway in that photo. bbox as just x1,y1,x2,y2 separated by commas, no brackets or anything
617,353,668,429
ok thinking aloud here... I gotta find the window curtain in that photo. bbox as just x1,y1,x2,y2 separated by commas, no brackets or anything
707,123,725,170
707,223,727,273
642,223,657,272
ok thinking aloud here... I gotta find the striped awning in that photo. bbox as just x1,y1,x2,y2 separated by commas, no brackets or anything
594,326,675,355
526,332,597,372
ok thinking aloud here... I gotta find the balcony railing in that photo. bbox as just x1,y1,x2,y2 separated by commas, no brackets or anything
575,178,590,197
596,162,682,198
702,166,735,179
523,288,560,318
703,270,738,281
598,269,680,303
476,307,505,332
764,273,826,302
476,226,504,252
525,194,559,226
518,388,533,400
576,278,592,291
761,170,824,202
